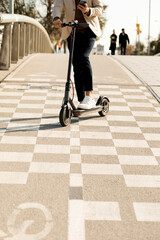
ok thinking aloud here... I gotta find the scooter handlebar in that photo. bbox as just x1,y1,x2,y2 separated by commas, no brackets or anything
61,22,89,28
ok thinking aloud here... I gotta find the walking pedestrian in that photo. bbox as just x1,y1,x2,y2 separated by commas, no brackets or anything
53,0,103,109
119,28,130,55
109,29,117,55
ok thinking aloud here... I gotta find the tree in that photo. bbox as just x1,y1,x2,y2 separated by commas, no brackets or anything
0,0,9,13
150,34,160,55
0,0,40,19
39,0,61,42
99,5,107,32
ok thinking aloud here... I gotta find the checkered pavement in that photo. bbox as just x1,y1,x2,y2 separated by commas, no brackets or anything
0,67,160,239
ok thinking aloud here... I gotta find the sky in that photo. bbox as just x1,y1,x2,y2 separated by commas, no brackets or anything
98,0,160,52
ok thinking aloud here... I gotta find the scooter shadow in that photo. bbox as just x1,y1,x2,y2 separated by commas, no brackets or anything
0,116,65,133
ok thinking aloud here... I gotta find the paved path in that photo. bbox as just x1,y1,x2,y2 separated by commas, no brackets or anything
0,54,160,240
114,55,160,97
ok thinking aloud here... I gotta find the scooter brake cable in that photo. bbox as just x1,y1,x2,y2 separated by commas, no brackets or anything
70,78,74,101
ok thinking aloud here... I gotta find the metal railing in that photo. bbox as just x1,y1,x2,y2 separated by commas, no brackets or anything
0,14,53,70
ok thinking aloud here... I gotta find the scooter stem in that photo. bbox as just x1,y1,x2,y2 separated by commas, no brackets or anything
64,25,76,104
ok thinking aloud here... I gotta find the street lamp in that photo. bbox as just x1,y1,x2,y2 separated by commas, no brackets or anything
147,0,151,56
9,0,14,14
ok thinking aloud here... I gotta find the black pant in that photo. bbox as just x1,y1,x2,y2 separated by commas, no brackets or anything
111,50,115,55
110,43,116,55
121,44,126,55
67,28,96,102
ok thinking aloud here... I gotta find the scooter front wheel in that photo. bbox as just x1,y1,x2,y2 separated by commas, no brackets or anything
98,97,109,117
59,106,71,127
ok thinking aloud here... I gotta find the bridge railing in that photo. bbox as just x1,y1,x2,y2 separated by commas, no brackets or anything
0,14,53,70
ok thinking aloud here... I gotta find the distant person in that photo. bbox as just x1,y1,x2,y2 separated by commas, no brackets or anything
109,29,117,55
58,43,62,53
119,28,130,55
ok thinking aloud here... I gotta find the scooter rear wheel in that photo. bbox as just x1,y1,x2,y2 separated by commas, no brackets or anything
98,97,109,116
59,106,71,126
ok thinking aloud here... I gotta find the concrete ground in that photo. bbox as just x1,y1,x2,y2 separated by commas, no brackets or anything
114,55,160,97
0,54,160,240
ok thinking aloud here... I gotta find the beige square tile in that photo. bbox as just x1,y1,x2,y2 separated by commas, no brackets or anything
122,165,160,175
82,155,119,164
79,126,109,132
0,144,34,152
70,146,80,154
130,107,155,111
141,127,160,134
147,140,160,148
70,164,81,173
83,175,126,201
85,221,160,240
0,162,29,172
36,137,70,145
108,121,138,127
135,116,160,122
112,132,144,140
116,147,153,156
80,139,114,147
126,188,160,202
33,153,69,162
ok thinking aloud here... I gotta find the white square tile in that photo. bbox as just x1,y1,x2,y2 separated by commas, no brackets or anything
133,202,160,222
118,156,158,166
30,162,70,173
34,144,70,154
1,136,36,144
124,175,160,188
70,174,83,187
70,138,80,146
113,139,149,148
85,201,121,220
80,131,112,139
151,148,160,157
0,152,33,162
81,146,117,155
82,164,123,175
0,172,28,184
70,154,81,163
107,116,135,122
110,126,142,133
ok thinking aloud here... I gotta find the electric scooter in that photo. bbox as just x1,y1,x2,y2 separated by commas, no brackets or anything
59,21,110,127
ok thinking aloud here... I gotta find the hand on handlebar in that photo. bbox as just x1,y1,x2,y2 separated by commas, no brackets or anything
53,18,62,28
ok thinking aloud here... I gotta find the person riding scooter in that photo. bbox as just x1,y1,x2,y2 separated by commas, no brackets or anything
53,0,103,109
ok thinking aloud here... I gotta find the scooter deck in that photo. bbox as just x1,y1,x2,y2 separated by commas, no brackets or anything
72,106,101,117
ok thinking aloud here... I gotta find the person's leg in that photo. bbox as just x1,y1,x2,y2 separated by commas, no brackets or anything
121,45,123,55
122,46,125,55
68,29,96,106
80,29,96,97
67,34,85,102
124,45,126,55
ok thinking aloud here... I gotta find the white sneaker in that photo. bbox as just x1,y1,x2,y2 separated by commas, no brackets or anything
78,96,96,109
